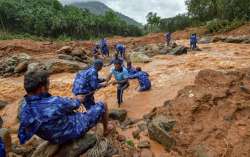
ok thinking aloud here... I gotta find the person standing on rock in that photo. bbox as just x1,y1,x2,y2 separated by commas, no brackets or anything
128,67,151,92
100,38,109,57
106,60,129,107
72,59,108,110
165,32,171,46
18,70,111,145
190,33,198,50
126,61,137,76
115,44,126,59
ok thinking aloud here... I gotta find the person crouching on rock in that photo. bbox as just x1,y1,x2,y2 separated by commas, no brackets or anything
18,70,111,145
128,67,151,92
106,60,129,107
72,59,108,110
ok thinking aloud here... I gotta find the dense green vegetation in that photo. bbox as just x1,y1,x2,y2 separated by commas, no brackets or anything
0,0,143,40
146,0,250,33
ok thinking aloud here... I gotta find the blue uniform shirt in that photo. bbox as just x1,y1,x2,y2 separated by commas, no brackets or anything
116,44,126,53
190,35,197,44
0,138,5,157
72,67,103,96
18,93,105,145
110,67,128,81
127,67,137,76
128,71,151,91
165,32,171,41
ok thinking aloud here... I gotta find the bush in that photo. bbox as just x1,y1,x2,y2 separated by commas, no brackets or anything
206,19,245,33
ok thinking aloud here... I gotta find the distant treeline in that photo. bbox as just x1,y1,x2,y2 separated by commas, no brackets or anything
146,0,250,33
0,0,143,40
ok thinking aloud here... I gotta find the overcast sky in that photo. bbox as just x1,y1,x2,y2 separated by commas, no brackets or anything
59,0,187,24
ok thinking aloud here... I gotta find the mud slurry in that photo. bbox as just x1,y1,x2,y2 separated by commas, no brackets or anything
0,40,250,156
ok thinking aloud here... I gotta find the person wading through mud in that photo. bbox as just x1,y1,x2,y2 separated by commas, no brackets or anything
115,44,126,59
18,70,112,145
72,59,108,110
106,60,129,107
100,38,109,57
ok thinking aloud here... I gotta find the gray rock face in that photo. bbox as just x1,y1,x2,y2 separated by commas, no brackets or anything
31,133,97,157
169,46,188,55
27,63,47,73
109,109,127,122
130,52,152,63
45,59,88,74
14,61,28,73
147,115,176,150
199,36,214,44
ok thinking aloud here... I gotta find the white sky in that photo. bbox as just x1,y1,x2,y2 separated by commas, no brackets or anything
59,0,187,24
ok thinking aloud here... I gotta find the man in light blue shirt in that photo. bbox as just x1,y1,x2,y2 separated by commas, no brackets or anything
106,60,129,107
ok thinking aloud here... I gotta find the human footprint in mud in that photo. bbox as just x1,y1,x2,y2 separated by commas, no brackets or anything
18,70,111,145
106,60,129,107
128,67,151,92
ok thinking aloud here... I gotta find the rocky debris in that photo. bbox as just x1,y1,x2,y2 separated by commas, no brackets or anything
198,36,214,44
120,118,141,129
12,143,36,157
117,135,126,142
137,122,148,132
130,52,152,63
14,61,28,73
147,115,176,150
212,35,250,44
138,140,151,149
0,100,8,109
169,45,188,55
56,46,91,64
27,62,47,73
0,128,12,153
32,133,96,157
45,59,88,74
0,53,32,77
109,109,127,122
146,68,250,156
132,129,141,139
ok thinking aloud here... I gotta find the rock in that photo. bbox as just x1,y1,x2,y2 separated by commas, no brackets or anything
56,46,72,54
0,100,8,109
159,47,171,55
132,129,141,139
12,144,35,157
224,36,247,43
137,123,148,132
130,52,152,63
27,63,47,73
31,141,59,157
117,135,126,142
147,115,176,150
58,54,74,61
0,128,12,153
55,133,97,157
109,109,127,122
138,140,150,149
193,145,217,157
8,152,22,157
14,61,28,73
169,45,188,55
199,36,214,44
71,48,86,57
45,59,88,74
140,149,155,157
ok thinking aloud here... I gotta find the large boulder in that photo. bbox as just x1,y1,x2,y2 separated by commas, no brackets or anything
109,109,127,122
130,52,152,63
224,36,247,43
58,54,74,61
147,115,176,150
169,45,188,55
31,141,59,157
199,36,214,44
14,61,28,73
45,59,88,74
27,63,47,73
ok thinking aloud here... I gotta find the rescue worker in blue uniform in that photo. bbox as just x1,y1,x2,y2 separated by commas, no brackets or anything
126,61,137,76
106,60,129,107
165,32,171,46
92,43,101,59
115,44,126,59
100,38,109,57
190,33,198,50
128,67,151,92
72,59,107,110
0,138,6,157
18,70,110,145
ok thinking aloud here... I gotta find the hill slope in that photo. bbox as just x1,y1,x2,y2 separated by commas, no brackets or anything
70,1,143,27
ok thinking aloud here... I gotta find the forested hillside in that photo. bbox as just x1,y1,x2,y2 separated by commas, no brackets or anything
70,1,143,28
0,0,143,40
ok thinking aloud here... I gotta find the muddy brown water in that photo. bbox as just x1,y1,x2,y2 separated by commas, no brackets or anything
0,40,250,156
